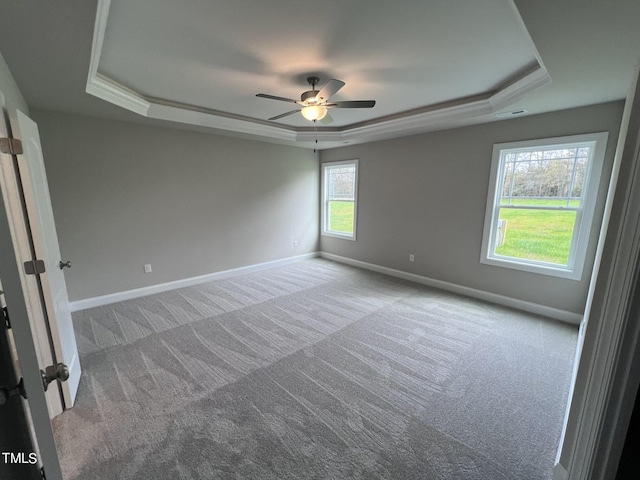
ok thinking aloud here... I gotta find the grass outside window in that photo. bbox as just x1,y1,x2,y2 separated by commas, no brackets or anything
496,209,577,265
328,201,355,235
496,198,579,265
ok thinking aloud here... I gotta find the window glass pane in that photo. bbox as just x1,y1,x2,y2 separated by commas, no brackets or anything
328,200,354,234
543,148,576,160
324,163,357,237
571,157,588,199
328,166,355,200
500,147,588,207
495,208,577,265
577,147,590,158
501,161,514,199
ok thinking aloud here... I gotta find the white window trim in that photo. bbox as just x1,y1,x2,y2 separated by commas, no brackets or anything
480,132,608,280
321,159,359,241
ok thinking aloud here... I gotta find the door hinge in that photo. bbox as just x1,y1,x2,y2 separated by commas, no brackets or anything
23,259,46,275
0,378,27,405
2,306,9,329
0,137,23,155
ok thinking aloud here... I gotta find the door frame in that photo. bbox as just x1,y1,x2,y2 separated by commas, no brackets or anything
555,65,640,479
0,289,41,480
0,168,63,479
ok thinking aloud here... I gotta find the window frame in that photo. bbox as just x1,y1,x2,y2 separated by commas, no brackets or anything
480,132,608,280
321,159,359,241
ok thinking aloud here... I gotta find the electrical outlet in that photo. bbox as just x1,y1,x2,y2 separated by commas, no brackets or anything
144,264,152,273
292,240,298,248
409,254,415,262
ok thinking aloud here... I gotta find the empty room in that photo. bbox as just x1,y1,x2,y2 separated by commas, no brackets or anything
1,1,640,480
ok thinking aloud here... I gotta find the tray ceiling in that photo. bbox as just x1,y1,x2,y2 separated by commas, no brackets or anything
2,1,638,150
87,0,550,147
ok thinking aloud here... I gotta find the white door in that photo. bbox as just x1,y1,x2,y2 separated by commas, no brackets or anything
12,109,81,409
0,98,64,477
0,202,65,479
0,116,61,417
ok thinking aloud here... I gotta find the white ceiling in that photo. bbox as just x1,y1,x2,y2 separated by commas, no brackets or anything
98,0,538,125
1,0,639,149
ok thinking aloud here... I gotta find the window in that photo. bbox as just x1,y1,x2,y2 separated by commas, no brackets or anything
480,132,608,280
322,160,358,240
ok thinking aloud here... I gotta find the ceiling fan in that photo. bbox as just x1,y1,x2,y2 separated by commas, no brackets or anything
256,76,376,124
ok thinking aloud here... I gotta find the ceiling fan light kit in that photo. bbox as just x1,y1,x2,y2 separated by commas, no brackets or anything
301,105,328,121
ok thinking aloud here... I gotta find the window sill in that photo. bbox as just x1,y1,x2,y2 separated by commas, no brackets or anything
321,231,356,241
480,255,583,280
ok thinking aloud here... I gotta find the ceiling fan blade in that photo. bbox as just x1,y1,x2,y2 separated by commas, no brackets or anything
268,109,301,121
316,79,345,102
326,100,376,108
256,93,299,103
320,113,334,125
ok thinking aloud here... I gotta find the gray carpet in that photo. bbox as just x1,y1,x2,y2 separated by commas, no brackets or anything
53,258,577,479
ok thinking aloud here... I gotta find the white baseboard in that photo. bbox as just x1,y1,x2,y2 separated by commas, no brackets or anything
320,252,583,325
70,250,583,324
69,252,320,312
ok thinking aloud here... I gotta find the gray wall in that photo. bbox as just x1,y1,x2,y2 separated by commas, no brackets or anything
0,50,29,125
32,110,319,302
320,102,624,315
0,49,29,295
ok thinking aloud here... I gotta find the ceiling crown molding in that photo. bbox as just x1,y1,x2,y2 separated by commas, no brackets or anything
87,0,551,149
86,73,150,116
